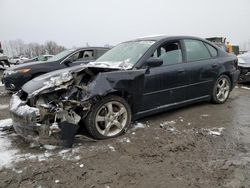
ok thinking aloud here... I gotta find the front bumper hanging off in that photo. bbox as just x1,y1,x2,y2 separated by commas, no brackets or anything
10,93,79,147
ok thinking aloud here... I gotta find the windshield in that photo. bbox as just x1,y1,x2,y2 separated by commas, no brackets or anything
47,49,74,62
95,41,155,66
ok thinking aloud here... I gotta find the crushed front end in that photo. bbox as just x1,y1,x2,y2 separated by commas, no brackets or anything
9,67,97,147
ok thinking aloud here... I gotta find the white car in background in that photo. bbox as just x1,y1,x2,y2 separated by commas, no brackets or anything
9,55,29,65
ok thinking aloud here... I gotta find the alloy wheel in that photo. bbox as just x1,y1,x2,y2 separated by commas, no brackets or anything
216,77,230,102
95,101,128,137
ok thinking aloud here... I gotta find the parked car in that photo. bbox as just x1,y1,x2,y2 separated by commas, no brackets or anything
10,36,239,146
22,55,54,64
2,47,110,91
9,55,29,65
238,52,250,82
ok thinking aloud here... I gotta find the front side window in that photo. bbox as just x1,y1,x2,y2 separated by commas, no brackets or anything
184,40,211,62
151,41,183,65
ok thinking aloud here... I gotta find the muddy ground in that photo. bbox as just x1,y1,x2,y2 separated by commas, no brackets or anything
0,70,250,188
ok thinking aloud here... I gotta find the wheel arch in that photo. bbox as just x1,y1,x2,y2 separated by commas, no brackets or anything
104,90,134,111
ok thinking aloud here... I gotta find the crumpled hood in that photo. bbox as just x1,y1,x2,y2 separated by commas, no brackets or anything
22,62,128,96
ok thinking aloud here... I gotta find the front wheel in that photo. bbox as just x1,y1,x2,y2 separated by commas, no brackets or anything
211,75,231,104
84,95,132,139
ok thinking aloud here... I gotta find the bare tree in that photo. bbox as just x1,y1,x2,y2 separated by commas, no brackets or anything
2,40,66,57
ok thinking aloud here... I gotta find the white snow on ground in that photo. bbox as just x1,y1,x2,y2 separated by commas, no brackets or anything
0,83,4,87
200,114,210,118
206,127,225,136
0,104,9,110
131,122,146,130
108,145,116,152
0,118,12,131
241,86,250,90
119,137,131,143
160,121,177,132
0,131,19,169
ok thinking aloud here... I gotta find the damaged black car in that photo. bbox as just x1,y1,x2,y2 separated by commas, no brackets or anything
10,36,240,146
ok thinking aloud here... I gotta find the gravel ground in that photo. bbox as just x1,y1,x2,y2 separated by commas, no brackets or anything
0,70,250,188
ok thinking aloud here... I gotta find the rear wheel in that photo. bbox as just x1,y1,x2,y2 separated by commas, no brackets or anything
211,75,231,104
84,95,131,139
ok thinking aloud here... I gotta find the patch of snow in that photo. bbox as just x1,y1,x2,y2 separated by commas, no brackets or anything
79,164,84,168
241,86,250,90
12,168,23,174
160,120,176,128
119,137,131,143
55,180,60,184
200,114,210,118
0,132,19,169
131,122,146,130
160,121,178,132
74,156,81,161
207,127,225,136
0,118,12,131
43,145,58,150
108,145,115,152
0,83,4,87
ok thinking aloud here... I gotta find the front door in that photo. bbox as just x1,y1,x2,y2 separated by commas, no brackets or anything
139,41,188,112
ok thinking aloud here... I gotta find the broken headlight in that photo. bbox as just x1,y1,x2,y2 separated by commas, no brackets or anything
43,72,73,87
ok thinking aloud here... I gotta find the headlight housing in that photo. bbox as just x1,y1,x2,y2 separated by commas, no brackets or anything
4,70,18,76
44,72,73,87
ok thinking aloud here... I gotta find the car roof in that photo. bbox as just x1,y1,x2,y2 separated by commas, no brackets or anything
74,46,111,51
128,35,208,42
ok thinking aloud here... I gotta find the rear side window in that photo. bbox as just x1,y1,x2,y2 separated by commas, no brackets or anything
204,43,218,57
184,40,211,62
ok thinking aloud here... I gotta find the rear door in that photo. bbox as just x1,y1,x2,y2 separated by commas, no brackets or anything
140,40,189,111
183,39,219,99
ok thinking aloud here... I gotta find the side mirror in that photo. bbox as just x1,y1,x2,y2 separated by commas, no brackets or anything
61,60,72,66
145,57,163,68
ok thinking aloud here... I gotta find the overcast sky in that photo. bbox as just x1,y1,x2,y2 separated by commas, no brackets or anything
0,0,249,48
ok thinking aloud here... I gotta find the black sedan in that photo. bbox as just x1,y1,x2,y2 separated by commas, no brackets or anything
2,47,110,91
238,52,250,82
10,36,239,146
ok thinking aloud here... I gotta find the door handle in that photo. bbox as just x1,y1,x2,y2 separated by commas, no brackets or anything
178,69,185,73
212,64,218,68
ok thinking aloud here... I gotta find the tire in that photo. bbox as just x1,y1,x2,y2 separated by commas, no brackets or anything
84,95,132,139
211,74,231,104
